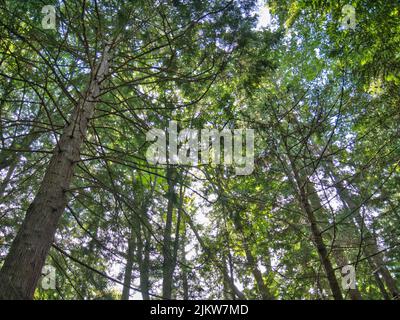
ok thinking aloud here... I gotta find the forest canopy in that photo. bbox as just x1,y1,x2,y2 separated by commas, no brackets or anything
0,0,399,300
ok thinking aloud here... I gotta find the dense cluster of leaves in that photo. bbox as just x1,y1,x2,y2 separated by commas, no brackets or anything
0,0,399,299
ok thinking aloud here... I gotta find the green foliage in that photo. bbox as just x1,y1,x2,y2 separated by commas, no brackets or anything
0,0,399,300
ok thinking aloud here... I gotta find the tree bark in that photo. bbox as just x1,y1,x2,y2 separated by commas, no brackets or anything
180,225,189,300
298,184,343,300
221,255,246,300
136,221,151,300
332,247,363,300
285,153,343,300
162,167,177,299
121,233,136,300
222,257,234,300
233,216,274,299
327,164,399,298
243,239,273,300
305,178,363,300
373,271,390,300
0,45,111,300
271,111,343,300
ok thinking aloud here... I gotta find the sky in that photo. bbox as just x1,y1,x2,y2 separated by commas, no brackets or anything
256,1,272,29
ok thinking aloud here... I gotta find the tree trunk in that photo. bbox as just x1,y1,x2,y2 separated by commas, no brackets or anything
327,164,399,298
272,113,343,300
180,226,189,300
137,223,151,300
243,240,273,300
332,247,363,300
162,167,177,299
373,271,390,300
305,178,362,300
0,45,111,300
121,233,136,300
286,153,343,300
221,255,246,300
185,211,245,300
298,184,343,300
222,257,234,300
233,217,274,299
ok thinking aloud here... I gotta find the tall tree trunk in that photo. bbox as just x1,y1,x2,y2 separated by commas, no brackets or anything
305,178,363,300
331,247,363,300
0,45,111,300
121,232,136,300
298,183,343,300
185,211,245,300
221,254,246,300
271,109,343,300
373,270,390,300
243,239,273,300
180,225,189,300
285,151,343,300
162,167,177,299
327,163,399,298
122,180,152,300
137,223,151,300
233,216,274,300
222,257,234,300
